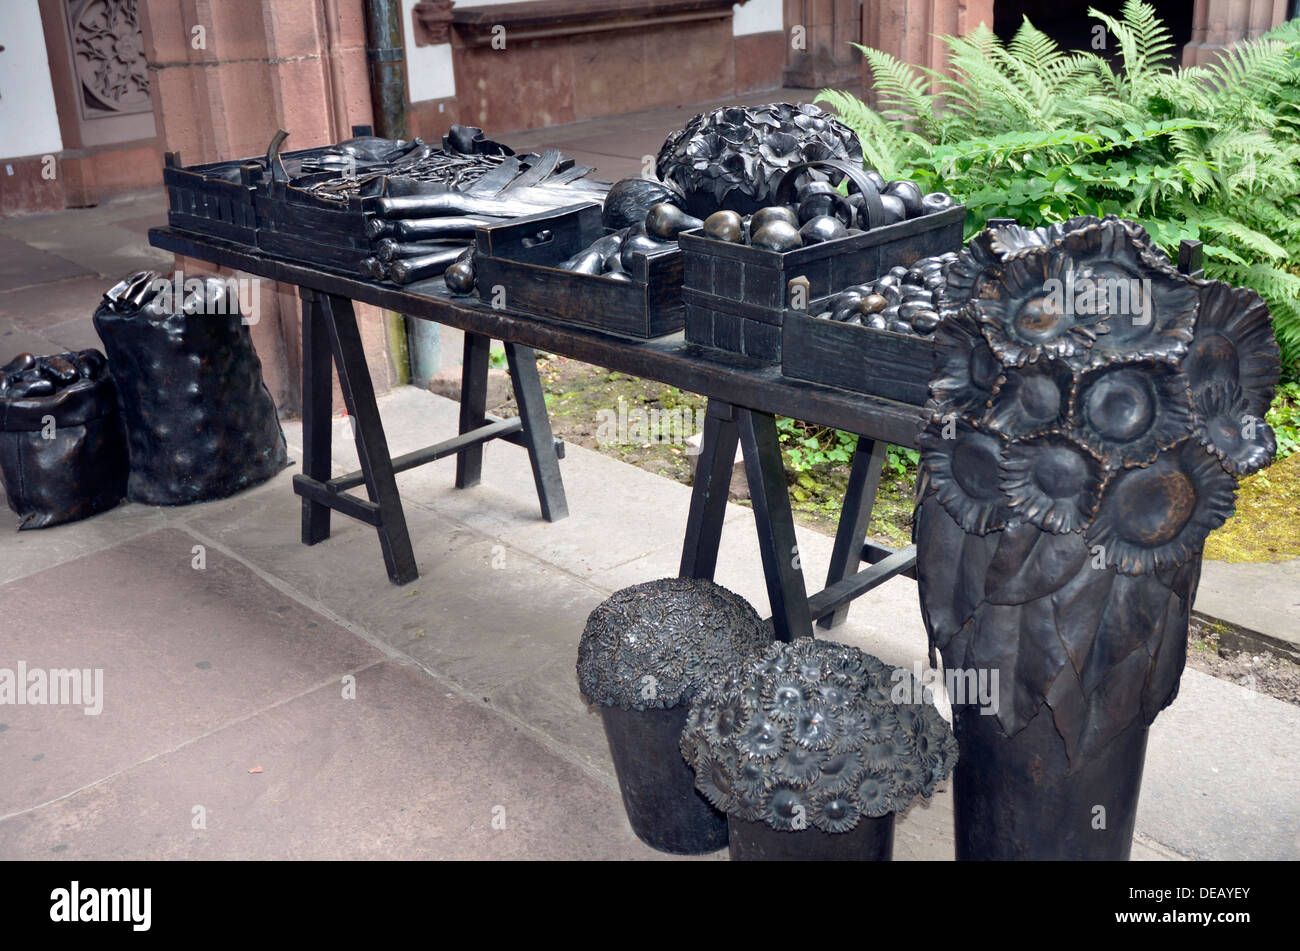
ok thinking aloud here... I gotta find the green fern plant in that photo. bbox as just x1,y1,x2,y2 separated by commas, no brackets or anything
818,0,1300,376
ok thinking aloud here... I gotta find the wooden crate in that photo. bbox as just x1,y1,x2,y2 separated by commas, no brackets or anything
683,287,783,362
678,203,963,360
781,304,935,406
163,152,261,247
255,178,380,277
474,203,683,339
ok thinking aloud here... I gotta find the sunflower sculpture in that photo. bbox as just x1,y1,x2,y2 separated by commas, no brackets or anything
680,638,957,834
918,214,1281,770
576,577,770,711
655,103,863,218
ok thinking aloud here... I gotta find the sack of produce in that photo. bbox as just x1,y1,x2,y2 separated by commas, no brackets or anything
92,271,288,505
0,349,128,529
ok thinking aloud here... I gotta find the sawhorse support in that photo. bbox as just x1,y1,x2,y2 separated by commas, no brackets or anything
292,288,567,585
680,398,916,641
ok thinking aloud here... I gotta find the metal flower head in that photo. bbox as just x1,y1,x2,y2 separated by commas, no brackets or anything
918,413,1012,535
1072,361,1195,468
655,103,862,218
1086,438,1237,574
1054,217,1197,366
576,578,770,711
941,220,1069,314
972,249,1108,366
1000,434,1107,534
811,789,863,834
681,638,957,832
1191,382,1276,476
984,358,1074,439
929,309,1003,419
1185,281,1280,420
926,216,1280,557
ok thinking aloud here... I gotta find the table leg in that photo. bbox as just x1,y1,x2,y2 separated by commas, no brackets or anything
504,342,568,522
300,288,333,546
319,294,418,585
456,331,491,489
738,408,812,642
679,399,739,580
818,436,886,630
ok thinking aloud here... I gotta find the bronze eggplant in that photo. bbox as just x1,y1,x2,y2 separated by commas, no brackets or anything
389,247,469,284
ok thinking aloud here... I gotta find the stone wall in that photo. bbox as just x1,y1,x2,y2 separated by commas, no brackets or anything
445,0,786,134
1184,0,1289,66
140,0,399,417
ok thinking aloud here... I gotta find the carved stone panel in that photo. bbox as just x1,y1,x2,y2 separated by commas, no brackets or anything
68,0,151,118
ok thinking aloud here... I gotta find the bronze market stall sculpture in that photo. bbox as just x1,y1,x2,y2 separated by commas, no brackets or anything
915,215,1281,859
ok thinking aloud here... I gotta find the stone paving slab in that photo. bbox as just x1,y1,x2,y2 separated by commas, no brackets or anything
1194,558,1300,652
0,496,183,586
0,236,90,293
0,193,170,282
0,316,61,367
0,660,678,860
1136,668,1300,861
0,527,382,820
0,275,112,334
303,387,751,580
181,475,609,703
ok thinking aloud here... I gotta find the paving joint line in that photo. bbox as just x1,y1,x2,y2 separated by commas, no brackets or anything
177,523,623,793
0,658,386,825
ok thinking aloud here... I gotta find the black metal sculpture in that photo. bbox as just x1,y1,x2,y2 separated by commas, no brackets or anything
656,103,863,218
165,125,609,289
811,252,959,336
577,577,771,854
680,637,957,860
0,349,127,529
93,271,289,506
916,214,1281,859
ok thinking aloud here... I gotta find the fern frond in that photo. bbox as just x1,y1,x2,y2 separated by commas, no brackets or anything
853,44,939,133
1007,18,1065,77
1089,1,1175,88
814,88,925,179
1198,37,1290,98
1199,215,1290,261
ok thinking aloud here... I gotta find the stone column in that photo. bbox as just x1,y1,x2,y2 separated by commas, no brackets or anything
137,0,398,416
857,0,994,100
784,0,864,88
1182,0,1289,66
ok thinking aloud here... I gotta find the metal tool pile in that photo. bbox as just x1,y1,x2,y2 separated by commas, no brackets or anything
266,125,609,285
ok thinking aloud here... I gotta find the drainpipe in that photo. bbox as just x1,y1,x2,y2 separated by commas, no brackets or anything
364,0,409,139
363,0,430,386
322,0,353,142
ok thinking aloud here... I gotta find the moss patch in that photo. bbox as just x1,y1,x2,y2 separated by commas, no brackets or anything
492,356,919,545
497,357,1295,564
1203,451,1300,562
493,356,706,486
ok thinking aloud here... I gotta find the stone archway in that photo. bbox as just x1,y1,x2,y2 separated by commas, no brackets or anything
992,0,1195,58
36,0,160,205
